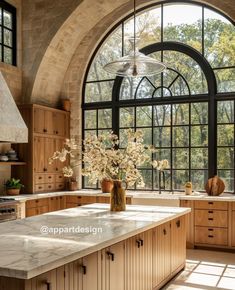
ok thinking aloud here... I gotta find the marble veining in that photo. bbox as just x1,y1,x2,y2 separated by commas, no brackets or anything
0,204,190,280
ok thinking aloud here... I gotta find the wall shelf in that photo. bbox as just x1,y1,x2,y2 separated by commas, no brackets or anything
0,162,26,166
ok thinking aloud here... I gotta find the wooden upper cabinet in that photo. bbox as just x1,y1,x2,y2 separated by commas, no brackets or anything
34,106,68,138
53,112,66,137
34,108,45,134
44,110,54,135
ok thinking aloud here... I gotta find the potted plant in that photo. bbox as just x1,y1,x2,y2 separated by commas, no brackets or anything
5,178,24,195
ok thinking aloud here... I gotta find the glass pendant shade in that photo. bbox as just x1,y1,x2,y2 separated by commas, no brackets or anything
103,48,166,77
103,0,166,78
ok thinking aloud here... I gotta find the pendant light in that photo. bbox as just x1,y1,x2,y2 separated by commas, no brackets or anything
103,0,166,77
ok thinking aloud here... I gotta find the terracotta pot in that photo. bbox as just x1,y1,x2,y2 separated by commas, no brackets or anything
7,188,20,195
101,179,113,193
69,181,78,191
62,99,71,112
110,180,126,211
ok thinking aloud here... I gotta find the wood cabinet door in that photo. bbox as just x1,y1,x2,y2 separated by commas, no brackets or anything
31,267,65,290
44,138,55,172
54,112,66,137
82,252,101,290
171,216,186,272
180,200,194,248
34,108,45,134
102,241,125,290
232,212,235,247
125,230,152,290
34,137,45,172
44,110,54,135
152,222,171,288
55,139,65,173
26,207,38,217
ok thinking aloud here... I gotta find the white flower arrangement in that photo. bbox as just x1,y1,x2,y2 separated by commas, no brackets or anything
49,129,168,188
152,159,169,171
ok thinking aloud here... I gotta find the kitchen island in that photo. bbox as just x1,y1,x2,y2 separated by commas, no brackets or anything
0,203,190,290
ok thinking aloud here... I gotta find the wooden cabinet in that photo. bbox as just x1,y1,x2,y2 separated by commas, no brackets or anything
180,200,194,248
194,200,228,247
231,204,235,247
194,200,228,210
171,216,186,272
80,252,101,290
96,196,132,205
152,222,171,288
194,209,228,228
49,196,66,212
26,198,49,217
14,104,70,194
101,241,125,290
66,195,97,208
195,226,228,246
125,229,153,290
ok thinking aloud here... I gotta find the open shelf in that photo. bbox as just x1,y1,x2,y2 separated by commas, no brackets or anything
0,162,26,166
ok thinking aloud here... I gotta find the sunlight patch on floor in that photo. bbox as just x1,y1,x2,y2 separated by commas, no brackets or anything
162,249,235,290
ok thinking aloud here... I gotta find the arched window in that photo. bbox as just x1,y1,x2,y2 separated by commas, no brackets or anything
83,1,235,192
0,1,16,65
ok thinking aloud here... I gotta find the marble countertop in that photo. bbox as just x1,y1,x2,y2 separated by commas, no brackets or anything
0,204,190,279
2,189,235,202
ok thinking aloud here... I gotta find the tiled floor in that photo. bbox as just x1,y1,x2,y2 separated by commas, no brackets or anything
162,249,235,290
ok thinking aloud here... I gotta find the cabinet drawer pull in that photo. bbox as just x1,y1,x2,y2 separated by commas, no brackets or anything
163,229,167,235
82,265,86,275
38,187,42,189
77,196,82,199
48,176,52,179
106,251,115,261
44,168,47,172
56,131,58,134
140,239,144,246
48,186,52,188
136,240,141,248
45,282,51,290
43,129,47,133
208,218,214,221
176,220,181,228
208,210,213,213
208,228,214,231
39,177,42,180
208,202,214,205
36,200,39,203
56,168,58,171
208,235,214,238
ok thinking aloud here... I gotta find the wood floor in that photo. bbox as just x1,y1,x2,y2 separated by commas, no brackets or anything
162,249,235,290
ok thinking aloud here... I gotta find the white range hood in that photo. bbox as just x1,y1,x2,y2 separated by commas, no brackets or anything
0,72,28,143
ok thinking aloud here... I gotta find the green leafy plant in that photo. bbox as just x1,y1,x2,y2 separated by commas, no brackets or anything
5,178,24,189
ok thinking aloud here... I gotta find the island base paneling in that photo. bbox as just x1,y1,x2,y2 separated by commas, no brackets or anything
0,216,187,290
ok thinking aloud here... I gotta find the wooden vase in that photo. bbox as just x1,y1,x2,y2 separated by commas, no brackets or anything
110,180,126,211
101,179,113,193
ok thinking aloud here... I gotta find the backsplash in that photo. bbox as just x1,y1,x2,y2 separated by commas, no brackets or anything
0,144,11,193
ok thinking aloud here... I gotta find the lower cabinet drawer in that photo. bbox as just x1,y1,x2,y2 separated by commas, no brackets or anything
195,226,228,246
34,184,45,192
44,183,55,191
194,209,228,227
194,201,228,210
44,174,55,184
35,174,45,184
56,174,64,183
66,202,81,208
55,182,65,190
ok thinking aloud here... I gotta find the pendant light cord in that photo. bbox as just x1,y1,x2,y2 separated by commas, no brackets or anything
134,0,136,56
